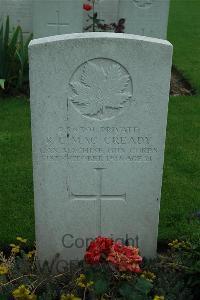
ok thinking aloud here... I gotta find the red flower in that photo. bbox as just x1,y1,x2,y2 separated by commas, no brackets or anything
83,3,93,11
107,243,142,273
84,237,113,264
84,237,142,273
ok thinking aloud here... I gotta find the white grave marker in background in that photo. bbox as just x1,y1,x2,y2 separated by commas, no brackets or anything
2,0,33,37
86,0,170,38
1,0,170,39
119,0,170,38
33,0,83,38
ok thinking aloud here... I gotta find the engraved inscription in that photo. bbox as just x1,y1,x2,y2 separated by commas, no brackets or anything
69,58,133,120
67,168,126,235
132,0,153,8
39,126,158,163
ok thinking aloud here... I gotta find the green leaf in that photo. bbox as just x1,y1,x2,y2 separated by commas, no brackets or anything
134,277,153,295
9,25,20,56
119,282,144,300
119,279,152,300
94,277,109,296
0,79,5,89
4,16,9,48
0,23,4,77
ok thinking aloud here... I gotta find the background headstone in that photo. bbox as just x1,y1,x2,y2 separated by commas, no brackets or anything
119,0,170,38
29,32,172,264
33,0,83,38
2,0,33,37
1,0,170,39
86,0,170,38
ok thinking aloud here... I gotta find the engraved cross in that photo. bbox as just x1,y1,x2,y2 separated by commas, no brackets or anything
67,168,126,236
48,10,69,35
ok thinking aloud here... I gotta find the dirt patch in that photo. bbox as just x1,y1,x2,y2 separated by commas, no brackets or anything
170,66,195,96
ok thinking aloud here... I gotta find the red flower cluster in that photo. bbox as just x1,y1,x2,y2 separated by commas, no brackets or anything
85,237,113,264
83,3,93,11
107,243,142,273
84,237,142,273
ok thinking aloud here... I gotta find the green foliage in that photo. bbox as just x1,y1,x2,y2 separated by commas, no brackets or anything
86,267,110,296
0,239,200,299
179,242,200,299
146,239,200,300
119,278,153,300
0,16,33,95
93,277,109,296
0,79,5,89
16,28,32,89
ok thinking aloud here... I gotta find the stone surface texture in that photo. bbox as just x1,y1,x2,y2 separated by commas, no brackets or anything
29,32,172,264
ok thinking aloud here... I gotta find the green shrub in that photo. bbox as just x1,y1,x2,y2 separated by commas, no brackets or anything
0,16,33,95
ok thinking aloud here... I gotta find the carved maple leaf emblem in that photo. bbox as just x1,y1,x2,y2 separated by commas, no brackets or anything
69,60,132,120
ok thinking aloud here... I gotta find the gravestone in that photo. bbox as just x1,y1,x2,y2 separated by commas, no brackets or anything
2,0,33,37
88,0,170,38
119,0,170,38
33,0,83,38
0,0,170,39
29,32,172,264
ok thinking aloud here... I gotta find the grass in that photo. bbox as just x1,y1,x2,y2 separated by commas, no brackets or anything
168,0,200,93
157,0,200,242
0,0,199,246
159,96,200,241
0,98,34,247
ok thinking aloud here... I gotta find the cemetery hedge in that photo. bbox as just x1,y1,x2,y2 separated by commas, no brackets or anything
0,0,199,248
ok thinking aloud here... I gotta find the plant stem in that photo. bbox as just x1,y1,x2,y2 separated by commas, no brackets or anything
1,274,37,287
92,0,95,32
83,287,87,300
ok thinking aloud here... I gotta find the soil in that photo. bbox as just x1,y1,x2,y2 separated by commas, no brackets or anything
170,66,195,96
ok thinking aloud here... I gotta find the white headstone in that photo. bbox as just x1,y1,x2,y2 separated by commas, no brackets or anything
29,33,172,264
33,0,83,38
87,0,170,38
120,0,170,38
2,0,33,37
